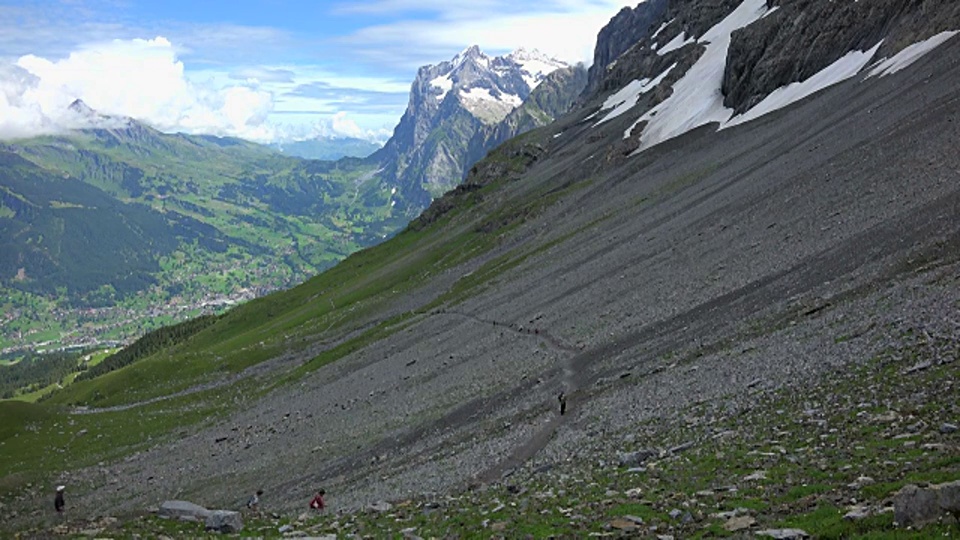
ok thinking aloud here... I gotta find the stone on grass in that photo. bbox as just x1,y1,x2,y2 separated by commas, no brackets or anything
843,505,871,521
894,481,960,527
368,500,393,512
940,423,958,434
936,481,960,520
723,515,755,531
847,476,875,489
618,448,657,467
158,500,211,522
609,518,639,531
205,510,243,533
755,528,810,539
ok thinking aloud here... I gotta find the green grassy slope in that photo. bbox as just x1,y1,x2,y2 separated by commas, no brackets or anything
0,129,569,496
0,123,412,353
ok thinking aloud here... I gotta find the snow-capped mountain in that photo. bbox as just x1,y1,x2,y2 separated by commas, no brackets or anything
371,46,584,208
425,46,568,124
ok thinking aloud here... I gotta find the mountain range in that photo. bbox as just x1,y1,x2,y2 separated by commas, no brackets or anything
2,0,960,536
271,136,382,161
0,47,585,354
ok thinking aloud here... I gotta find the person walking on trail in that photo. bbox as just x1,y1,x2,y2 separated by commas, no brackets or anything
309,489,326,512
54,485,65,515
558,392,567,415
247,489,263,513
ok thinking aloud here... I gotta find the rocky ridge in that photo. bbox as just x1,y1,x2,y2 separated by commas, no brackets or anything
371,46,585,207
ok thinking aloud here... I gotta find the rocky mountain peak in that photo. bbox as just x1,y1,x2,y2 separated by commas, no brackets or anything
371,44,583,209
67,98,96,117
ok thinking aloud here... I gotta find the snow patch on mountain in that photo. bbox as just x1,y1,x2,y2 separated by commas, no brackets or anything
867,31,959,78
417,46,568,125
596,62,677,125
431,74,453,101
658,31,695,56
508,48,569,89
459,88,519,123
651,19,674,40
724,43,881,129
626,0,771,151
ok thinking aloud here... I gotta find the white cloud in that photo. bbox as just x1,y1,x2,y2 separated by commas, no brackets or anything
0,1,641,143
336,0,636,67
0,36,278,142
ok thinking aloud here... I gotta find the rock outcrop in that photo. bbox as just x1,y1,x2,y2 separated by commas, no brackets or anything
204,509,244,533
158,500,243,533
894,481,960,527
158,500,211,521
585,0,669,96
723,0,960,113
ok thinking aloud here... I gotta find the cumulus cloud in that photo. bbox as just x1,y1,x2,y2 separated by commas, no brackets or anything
0,36,278,142
333,0,636,67
229,67,297,83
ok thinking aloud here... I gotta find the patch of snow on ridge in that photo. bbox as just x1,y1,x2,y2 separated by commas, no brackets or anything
430,74,453,101
596,63,677,125
510,48,567,89
657,31,695,56
627,0,770,151
868,31,959,78
652,19,674,40
724,43,882,129
461,87,521,107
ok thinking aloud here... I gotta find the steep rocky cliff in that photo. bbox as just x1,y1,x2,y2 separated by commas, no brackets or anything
723,0,960,113
371,47,581,210
582,0,960,154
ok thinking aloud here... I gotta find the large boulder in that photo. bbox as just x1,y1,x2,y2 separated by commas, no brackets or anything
158,500,211,522
895,481,960,527
205,510,243,533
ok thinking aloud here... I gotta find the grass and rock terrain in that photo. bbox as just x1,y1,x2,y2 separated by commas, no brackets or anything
0,122,408,356
2,30,960,540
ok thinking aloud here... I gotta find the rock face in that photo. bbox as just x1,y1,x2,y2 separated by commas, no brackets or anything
158,500,211,521
894,481,960,527
204,509,243,533
158,500,243,532
584,0,960,116
466,65,587,170
723,0,960,113
371,46,582,208
585,0,669,96
577,0,960,154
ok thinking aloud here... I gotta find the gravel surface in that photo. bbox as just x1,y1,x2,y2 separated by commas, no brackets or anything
34,37,960,526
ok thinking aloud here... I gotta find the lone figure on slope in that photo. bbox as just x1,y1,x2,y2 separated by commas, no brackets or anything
310,489,326,512
246,489,263,514
558,392,567,416
54,485,65,515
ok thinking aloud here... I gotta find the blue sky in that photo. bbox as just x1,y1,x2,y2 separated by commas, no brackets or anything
0,0,636,143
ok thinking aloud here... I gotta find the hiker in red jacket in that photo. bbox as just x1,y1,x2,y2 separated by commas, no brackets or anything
309,489,326,512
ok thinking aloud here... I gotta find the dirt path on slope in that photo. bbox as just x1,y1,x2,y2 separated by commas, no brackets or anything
440,310,586,484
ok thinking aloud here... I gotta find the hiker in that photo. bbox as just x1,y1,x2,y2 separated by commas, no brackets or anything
54,485,65,515
246,489,263,513
558,392,567,415
309,489,326,512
